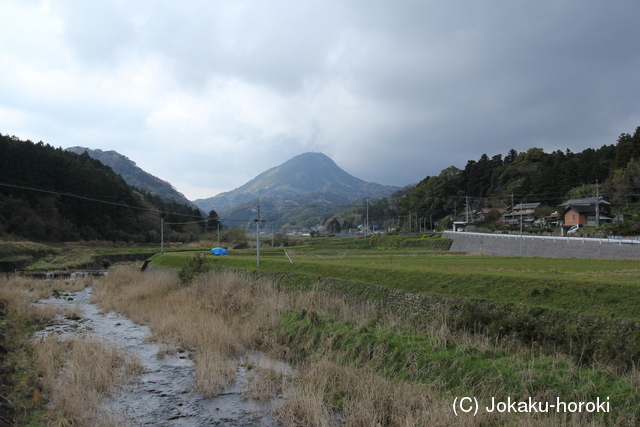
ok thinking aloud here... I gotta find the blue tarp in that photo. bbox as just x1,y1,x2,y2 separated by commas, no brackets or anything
211,247,228,255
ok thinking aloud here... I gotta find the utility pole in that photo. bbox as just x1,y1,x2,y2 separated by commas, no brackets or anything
465,196,469,224
256,198,261,266
519,213,524,256
366,199,369,238
161,218,164,254
519,198,524,257
217,223,220,247
509,194,515,226
592,180,601,227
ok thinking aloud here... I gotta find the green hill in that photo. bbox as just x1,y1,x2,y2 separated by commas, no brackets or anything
0,134,202,242
66,146,196,208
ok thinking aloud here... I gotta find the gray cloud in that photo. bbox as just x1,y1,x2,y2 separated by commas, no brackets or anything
2,0,640,198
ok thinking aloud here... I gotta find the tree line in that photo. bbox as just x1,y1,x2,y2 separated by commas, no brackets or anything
397,126,640,229
319,126,640,234
0,134,218,242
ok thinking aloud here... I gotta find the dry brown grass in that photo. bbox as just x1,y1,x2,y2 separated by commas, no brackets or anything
273,358,603,427
91,267,289,396
0,274,138,426
193,349,238,397
243,366,289,401
0,274,93,321
33,334,142,426
88,267,637,426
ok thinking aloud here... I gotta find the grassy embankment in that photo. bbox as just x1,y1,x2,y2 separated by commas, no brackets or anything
0,240,207,271
151,235,640,322
152,235,640,372
102,263,640,425
141,235,640,424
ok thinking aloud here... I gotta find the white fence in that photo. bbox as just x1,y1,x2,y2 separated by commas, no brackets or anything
443,231,640,246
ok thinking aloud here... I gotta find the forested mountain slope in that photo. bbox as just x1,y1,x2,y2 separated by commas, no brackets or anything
398,126,640,225
0,134,202,242
66,146,196,208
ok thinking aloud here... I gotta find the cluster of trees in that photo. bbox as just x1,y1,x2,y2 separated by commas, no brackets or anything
397,126,640,229
318,126,640,234
319,194,405,234
0,134,212,242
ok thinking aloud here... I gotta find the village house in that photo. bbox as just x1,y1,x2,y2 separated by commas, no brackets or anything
559,197,613,229
501,203,541,225
543,211,562,227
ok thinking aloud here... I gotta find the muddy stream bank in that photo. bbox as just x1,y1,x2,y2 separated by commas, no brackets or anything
35,285,289,426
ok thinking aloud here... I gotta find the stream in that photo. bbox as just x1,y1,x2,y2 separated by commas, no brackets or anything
35,285,287,426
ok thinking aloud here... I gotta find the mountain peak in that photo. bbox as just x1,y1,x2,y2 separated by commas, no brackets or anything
194,152,398,216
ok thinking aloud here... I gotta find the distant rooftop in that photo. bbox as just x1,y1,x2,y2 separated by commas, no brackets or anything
560,197,610,206
512,203,541,210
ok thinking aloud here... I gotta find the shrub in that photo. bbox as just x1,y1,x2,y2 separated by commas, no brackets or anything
222,226,249,245
178,252,212,285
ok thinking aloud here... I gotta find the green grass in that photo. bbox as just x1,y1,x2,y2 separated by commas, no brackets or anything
0,241,207,271
301,234,453,250
279,312,640,419
0,241,56,261
151,247,640,321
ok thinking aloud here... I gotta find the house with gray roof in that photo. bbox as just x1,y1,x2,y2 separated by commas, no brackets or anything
559,197,613,228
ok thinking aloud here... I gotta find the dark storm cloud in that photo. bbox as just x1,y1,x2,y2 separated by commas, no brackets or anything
2,0,640,198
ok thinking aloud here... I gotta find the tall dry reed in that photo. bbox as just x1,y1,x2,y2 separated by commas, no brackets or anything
92,267,289,396
0,274,93,322
32,333,142,426
90,267,637,426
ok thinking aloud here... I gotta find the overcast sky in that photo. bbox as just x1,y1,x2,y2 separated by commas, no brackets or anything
2,0,640,200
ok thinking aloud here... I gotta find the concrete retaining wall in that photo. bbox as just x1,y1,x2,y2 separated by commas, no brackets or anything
443,231,640,259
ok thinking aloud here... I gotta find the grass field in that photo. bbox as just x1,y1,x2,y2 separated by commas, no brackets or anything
150,237,640,321
145,237,640,424
3,235,640,425
128,262,640,425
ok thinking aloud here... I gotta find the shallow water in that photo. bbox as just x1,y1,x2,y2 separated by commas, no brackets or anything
35,286,286,426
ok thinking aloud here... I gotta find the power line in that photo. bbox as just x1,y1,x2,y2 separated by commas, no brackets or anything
164,219,208,225
0,181,203,219
0,176,133,199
